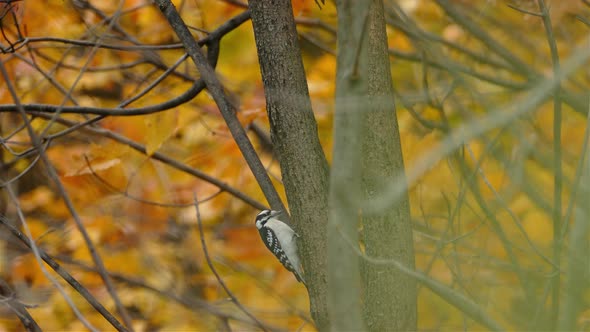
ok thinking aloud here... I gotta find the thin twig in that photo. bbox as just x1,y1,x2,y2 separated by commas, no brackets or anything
82,155,223,208
506,3,543,17
537,0,562,328
54,255,273,328
33,1,134,326
216,256,313,324
560,102,590,257
0,10,251,117
155,0,285,212
0,214,127,331
557,99,590,331
193,193,271,332
13,112,267,210
0,275,42,331
435,0,536,78
332,205,505,331
0,51,126,332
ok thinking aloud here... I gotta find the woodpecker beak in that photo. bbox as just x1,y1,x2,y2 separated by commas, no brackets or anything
270,210,282,217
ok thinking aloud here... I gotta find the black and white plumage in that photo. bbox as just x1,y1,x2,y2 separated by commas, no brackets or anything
255,210,305,284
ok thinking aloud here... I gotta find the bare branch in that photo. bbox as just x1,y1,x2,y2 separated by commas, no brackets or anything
154,0,285,212
0,214,126,331
193,194,272,331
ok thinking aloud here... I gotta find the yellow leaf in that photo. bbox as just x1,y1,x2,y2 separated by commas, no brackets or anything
145,111,178,156
64,158,121,177
520,210,552,247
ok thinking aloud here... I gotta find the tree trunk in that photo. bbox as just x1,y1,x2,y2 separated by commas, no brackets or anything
247,0,331,329
249,0,417,329
327,0,373,330
360,0,417,330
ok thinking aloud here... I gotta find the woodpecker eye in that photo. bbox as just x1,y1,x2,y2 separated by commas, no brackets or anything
255,210,272,229
256,209,271,219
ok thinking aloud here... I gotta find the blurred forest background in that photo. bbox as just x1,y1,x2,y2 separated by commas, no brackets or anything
1,0,590,331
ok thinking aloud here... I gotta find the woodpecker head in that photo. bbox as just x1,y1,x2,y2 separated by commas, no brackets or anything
255,210,281,229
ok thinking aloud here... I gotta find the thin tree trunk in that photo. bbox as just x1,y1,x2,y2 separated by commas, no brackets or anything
327,0,373,330
247,0,330,329
360,0,417,330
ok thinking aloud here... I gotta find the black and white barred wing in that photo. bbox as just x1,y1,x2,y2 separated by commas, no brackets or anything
260,227,305,283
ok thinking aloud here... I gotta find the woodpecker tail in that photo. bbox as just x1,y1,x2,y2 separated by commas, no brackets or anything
293,265,306,286
294,271,305,285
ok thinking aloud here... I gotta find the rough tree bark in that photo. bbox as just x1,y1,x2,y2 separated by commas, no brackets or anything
247,0,331,330
249,0,417,330
360,0,417,330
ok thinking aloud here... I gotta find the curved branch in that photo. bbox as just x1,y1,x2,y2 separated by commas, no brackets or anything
0,11,251,116
194,195,271,331
0,215,127,331
23,112,268,210
155,1,285,211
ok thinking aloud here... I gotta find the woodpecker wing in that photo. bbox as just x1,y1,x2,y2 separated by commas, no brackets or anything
259,226,305,283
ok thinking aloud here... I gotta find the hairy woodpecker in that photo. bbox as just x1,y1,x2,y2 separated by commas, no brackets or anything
255,210,305,284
